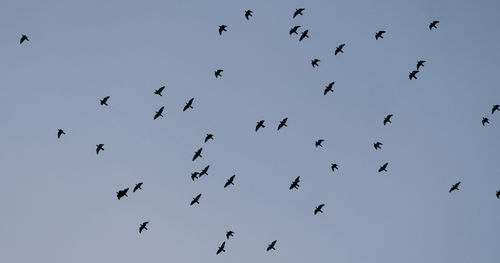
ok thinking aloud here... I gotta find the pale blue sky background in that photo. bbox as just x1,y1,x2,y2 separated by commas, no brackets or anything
1,0,499,262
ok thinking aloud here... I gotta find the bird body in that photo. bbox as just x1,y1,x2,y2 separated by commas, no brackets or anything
374,142,383,150
492,105,499,114
289,25,301,35
139,221,149,233
416,60,425,70
96,144,104,155
117,188,129,200
278,118,288,130
289,176,300,190
335,44,345,55
154,106,165,120
429,21,439,30
192,148,203,161
324,82,334,95
256,120,265,131
378,162,388,172
311,59,320,67
314,204,325,215
331,163,338,172
57,129,65,139
215,69,223,78
154,86,165,96
299,30,309,41
375,30,385,40
183,98,194,111
449,182,461,192
216,242,226,254
409,70,419,80
100,96,110,106
20,34,29,44
383,114,393,125
293,8,304,18
224,175,235,188
482,117,489,126
226,231,234,239
204,134,214,143
191,193,202,205
245,10,253,20
199,165,210,177
315,139,324,147
133,183,143,192
219,25,227,35
267,240,277,251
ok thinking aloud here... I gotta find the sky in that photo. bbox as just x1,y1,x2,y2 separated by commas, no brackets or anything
1,0,499,262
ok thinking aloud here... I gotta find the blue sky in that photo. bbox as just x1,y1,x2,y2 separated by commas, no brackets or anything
1,0,499,262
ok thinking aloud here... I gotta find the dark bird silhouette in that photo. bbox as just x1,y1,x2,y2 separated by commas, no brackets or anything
315,139,324,147
245,10,253,20
191,172,199,181
335,44,345,55
154,106,165,120
96,144,104,155
429,20,439,30
311,59,320,67
116,188,129,200
267,240,277,251
482,117,489,126
154,86,165,96
314,204,325,215
383,114,393,125
278,118,288,130
378,162,388,172
226,231,234,239
183,98,194,111
324,82,334,95
375,30,386,40
289,176,300,190
449,182,460,193
204,134,214,143
293,8,305,18
224,175,235,188
299,30,309,41
199,165,210,177
100,96,110,106
416,60,425,70
496,190,500,199
492,105,499,114
20,34,29,44
133,182,143,192
139,221,149,233
289,25,301,35
374,142,383,150
216,241,226,255
57,129,65,139
190,193,202,206
192,148,203,161
331,163,338,172
219,25,227,35
256,120,265,131
409,70,419,80
215,69,223,78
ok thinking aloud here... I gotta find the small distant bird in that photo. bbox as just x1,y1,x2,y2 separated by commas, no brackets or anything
267,240,277,251
244,10,253,20
191,172,199,181
496,190,500,199
331,163,338,172
100,96,110,106
311,59,320,67
204,134,214,143
374,142,383,150
215,69,223,78
409,70,419,80
482,117,489,126
378,162,388,172
383,114,393,125
192,148,203,161
139,221,149,233
449,182,460,193
314,204,325,215
199,165,210,177
278,118,288,130
133,182,143,192
224,175,235,188
154,106,165,120
154,86,165,96
324,82,334,95
219,25,227,35
256,120,265,131
57,129,65,139
289,176,300,190
96,144,104,155
20,34,29,44
190,193,202,206
299,30,309,41
183,98,194,111
116,188,129,200
492,105,499,114
375,30,386,40
429,20,439,30
226,231,234,239
315,139,324,147
335,44,345,55
293,8,305,18
289,25,301,35
416,60,425,70
216,241,226,255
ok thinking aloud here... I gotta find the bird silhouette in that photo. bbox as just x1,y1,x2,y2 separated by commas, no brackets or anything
335,44,345,55
192,148,203,161
324,82,334,95
20,34,29,44
449,182,460,193
278,118,288,130
482,117,490,126
204,134,214,143
315,139,324,147
409,70,419,80
216,241,226,255
199,165,210,177
331,163,338,172
311,59,320,67
190,193,202,206
289,25,301,35
154,106,165,120
219,25,227,35
133,182,143,192
289,176,300,190
416,60,425,70
267,240,277,251
299,30,309,41
496,190,500,199
191,172,199,181
383,114,393,125
293,8,305,18
154,86,165,96
215,69,223,78
429,21,439,30
374,142,383,150
183,98,194,112
314,204,325,215
139,221,149,233
100,96,110,106
492,105,499,114
245,10,253,20
116,188,129,200
226,231,234,239
256,120,265,131
96,144,104,155
375,30,386,40
224,175,235,188
378,162,388,172
57,129,65,139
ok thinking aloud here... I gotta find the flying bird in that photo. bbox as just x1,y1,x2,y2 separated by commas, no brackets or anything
256,120,265,131
154,106,165,120
154,86,165,96
429,20,439,30
133,182,143,192
324,82,334,95
267,240,277,251
96,144,104,155
449,182,460,193
409,70,419,80
245,10,253,20
192,148,203,161
293,8,305,18
191,172,199,181
482,117,490,126
289,25,301,35
116,188,129,200
183,98,194,111
496,190,500,199
100,96,110,106
416,60,425,70
335,44,345,55
20,34,29,44
315,139,324,147
375,30,385,40
224,175,236,188
57,129,65,139
139,221,149,233
204,134,214,143
216,241,226,255
190,193,202,206
289,176,300,190
299,30,309,41
331,163,338,172
378,162,388,172
226,231,234,239
311,59,320,67
278,118,288,130
219,25,227,35
383,114,393,125
492,105,499,114
314,204,325,215
374,142,383,150
215,69,223,78
199,165,210,177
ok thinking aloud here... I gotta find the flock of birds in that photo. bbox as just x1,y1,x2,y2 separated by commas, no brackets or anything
18,6,500,256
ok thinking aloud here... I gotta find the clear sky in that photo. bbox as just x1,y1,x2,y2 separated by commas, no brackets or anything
1,0,499,262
